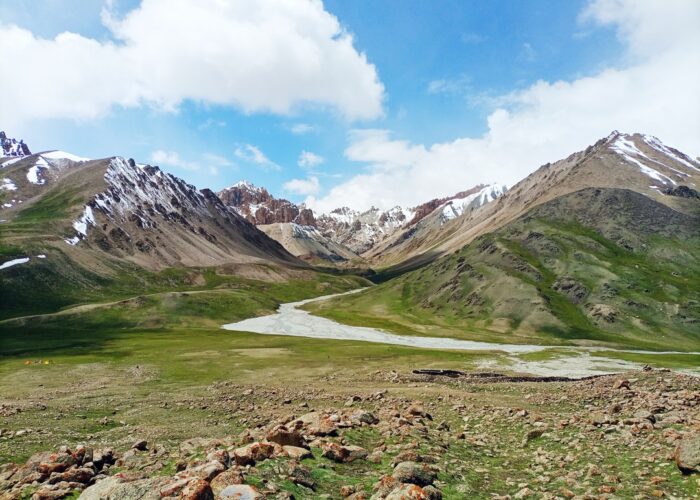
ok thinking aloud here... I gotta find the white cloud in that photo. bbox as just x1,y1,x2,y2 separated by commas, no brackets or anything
0,0,384,127
234,144,281,171
307,0,700,212
289,123,316,135
298,150,324,169
151,150,200,171
284,176,320,195
427,74,472,96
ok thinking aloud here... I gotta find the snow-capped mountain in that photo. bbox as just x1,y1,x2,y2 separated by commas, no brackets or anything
218,181,315,226
438,184,508,222
0,131,31,157
0,147,299,269
219,179,509,258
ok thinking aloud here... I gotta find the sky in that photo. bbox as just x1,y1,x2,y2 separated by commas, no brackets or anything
0,0,698,212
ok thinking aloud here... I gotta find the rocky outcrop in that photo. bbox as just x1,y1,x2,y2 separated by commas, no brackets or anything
0,131,31,157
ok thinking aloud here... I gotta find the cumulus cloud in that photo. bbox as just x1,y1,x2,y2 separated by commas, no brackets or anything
234,144,281,171
298,150,324,169
284,176,320,195
307,0,700,212
0,0,384,126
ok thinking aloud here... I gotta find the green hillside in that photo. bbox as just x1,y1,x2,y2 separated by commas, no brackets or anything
305,188,700,351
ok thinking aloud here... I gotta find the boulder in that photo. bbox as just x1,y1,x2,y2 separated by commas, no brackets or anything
282,446,313,460
321,443,367,463
210,469,245,495
233,442,276,466
392,461,437,487
218,484,262,499
266,425,308,448
79,476,170,500
179,478,214,500
385,483,435,499
675,433,700,474
293,412,338,436
351,410,379,426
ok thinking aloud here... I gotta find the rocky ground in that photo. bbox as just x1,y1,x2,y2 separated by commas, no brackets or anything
1,368,699,499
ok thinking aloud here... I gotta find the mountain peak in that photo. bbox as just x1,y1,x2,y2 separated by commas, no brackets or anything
1,131,31,157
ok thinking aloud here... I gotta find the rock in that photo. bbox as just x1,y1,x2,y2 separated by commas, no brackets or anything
266,425,308,448
406,404,431,419
289,463,315,490
351,410,379,426
522,429,545,446
282,445,313,460
180,478,214,500
385,483,434,499
294,412,338,436
218,484,262,499
322,443,368,463
131,440,148,451
79,476,170,500
613,379,630,390
634,409,656,423
233,442,275,466
675,433,700,474
189,460,225,480
373,475,400,497
392,461,437,487
210,469,244,496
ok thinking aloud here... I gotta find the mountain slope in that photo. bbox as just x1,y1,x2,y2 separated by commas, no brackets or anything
0,137,318,319
258,222,362,264
368,132,700,275
307,187,700,350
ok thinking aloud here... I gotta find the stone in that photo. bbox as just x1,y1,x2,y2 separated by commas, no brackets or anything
233,442,275,466
266,425,308,448
180,478,214,500
131,440,148,451
218,484,263,499
350,410,379,426
210,469,245,496
321,443,367,463
613,379,630,390
392,461,437,487
282,445,313,460
79,476,171,500
675,433,700,474
385,483,433,499
289,463,315,490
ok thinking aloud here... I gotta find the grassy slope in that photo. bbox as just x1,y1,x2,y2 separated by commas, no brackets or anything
305,189,700,351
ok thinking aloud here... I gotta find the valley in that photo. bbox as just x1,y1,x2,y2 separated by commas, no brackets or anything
1,129,699,499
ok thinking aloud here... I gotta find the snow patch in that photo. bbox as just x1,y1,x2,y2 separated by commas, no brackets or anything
642,135,700,172
64,205,96,245
0,257,30,270
40,150,90,162
27,157,50,185
1,178,17,191
441,184,507,222
611,137,676,185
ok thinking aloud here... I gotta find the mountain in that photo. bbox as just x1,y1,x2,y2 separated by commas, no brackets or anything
0,137,310,319
218,180,508,260
367,132,700,276
218,181,315,225
363,184,507,269
258,222,362,264
306,132,700,350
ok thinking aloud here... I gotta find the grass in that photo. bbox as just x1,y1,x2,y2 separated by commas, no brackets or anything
302,213,700,352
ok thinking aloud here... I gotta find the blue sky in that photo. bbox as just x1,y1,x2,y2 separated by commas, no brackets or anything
1,0,698,211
